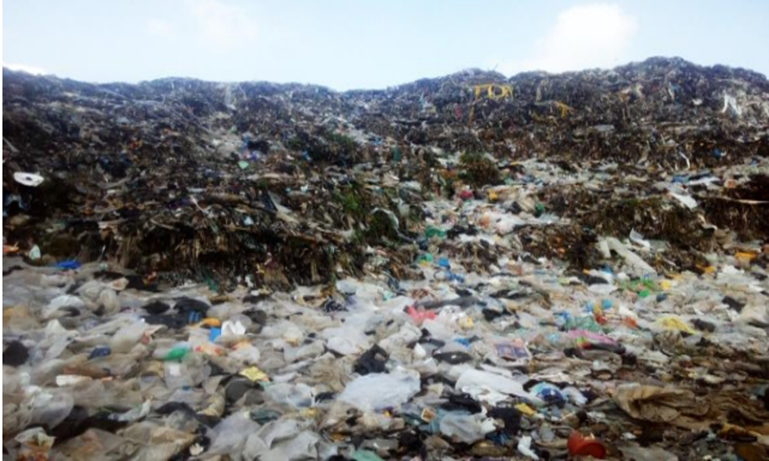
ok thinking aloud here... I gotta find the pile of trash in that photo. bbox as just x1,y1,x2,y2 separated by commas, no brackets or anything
4,57,769,286
3,57,769,460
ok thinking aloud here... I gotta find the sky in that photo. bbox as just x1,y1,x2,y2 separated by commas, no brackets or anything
3,0,768,90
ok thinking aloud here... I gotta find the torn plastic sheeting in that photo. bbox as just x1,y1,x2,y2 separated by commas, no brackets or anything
206,411,262,458
256,430,321,461
42,295,85,319
455,369,543,406
603,237,657,276
669,191,698,209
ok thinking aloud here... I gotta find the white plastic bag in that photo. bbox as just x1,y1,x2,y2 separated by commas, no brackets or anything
455,368,543,405
339,369,420,411
439,413,495,443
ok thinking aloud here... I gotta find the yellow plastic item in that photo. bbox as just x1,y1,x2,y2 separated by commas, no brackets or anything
696,264,716,274
469,84,513,123
656,316,696,335
553,101,573,118
473,84,513,100
458,316,474,329
488,190,499,202
300,408,318,419
659,280,672,291
515,403,536,416
239,366,269,382
735,251,757,261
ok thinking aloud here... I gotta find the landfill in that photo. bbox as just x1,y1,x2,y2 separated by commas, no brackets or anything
2,57,769,460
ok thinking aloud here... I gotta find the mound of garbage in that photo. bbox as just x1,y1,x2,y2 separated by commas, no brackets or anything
4,57,769,286
3,58,769,460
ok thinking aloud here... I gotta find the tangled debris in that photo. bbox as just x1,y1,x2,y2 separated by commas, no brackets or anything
4,57,769,286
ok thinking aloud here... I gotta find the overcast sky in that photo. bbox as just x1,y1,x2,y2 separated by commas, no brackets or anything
3,0,768,90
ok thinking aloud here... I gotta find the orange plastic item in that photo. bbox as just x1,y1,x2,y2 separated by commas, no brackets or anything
735,251,757,262
197,318,222,328
622,316,638,329
3,244,19,255
568,431,606,459
593,313,608,325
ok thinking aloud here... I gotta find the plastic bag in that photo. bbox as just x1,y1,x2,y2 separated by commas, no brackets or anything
98,289,120,314
439,412,495,443
26,388,75,429
339,370,421,411
264,383,314,409
14,427,55,461
110,320,147,353
206,411,262,459
455,369,543,405
42,295,85,319
259,430,320,461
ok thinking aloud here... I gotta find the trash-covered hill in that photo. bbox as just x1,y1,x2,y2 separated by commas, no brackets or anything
3,56,769,288
3,58,769,460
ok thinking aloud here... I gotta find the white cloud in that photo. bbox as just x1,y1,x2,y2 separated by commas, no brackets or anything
186,0,258,47
3,62,47,75
147,18,175,37
500,3,638,75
